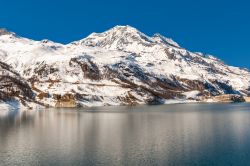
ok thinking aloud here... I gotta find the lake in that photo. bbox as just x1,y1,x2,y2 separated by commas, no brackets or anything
1,103,250,166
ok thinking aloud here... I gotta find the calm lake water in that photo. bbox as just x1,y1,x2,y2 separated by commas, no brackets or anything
1,103,250,166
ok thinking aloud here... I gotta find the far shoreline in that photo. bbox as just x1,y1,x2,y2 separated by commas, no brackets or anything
1,98,249,111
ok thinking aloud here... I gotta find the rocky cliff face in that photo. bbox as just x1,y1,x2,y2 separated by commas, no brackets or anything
0,61,34,106
0,25,249,107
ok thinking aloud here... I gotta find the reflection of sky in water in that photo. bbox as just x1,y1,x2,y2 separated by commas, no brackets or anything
0,103,250,165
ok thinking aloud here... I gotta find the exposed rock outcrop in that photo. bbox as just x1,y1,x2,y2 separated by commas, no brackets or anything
0,61,34,106
212,94,245,103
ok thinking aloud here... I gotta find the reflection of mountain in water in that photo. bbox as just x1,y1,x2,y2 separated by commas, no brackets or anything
0,109,36,140
1,104,250,165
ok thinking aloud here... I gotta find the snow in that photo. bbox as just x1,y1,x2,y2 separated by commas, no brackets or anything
182,91,201,99
0,100,21,114
163,99,197,104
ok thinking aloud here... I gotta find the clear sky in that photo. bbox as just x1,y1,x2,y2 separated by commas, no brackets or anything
0,0,249,69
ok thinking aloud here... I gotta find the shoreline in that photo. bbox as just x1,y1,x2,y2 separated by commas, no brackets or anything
1,98,249,111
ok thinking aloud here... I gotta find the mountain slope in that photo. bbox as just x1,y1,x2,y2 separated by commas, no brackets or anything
0,26,249,107
0,60,34,107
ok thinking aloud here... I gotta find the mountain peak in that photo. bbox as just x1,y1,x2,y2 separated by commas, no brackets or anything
76,25,182,52
95,25,148,38
110,25,139,32
78,25,154,51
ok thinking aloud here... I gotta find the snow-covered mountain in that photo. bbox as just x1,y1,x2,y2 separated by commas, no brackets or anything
0,26,249,107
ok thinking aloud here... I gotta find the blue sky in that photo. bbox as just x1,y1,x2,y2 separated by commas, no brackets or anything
0,0,249,69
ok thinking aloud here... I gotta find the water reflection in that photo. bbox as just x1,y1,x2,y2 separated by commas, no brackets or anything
0,103,250,165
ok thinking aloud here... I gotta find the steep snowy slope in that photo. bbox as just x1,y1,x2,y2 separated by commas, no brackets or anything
0,26,249,107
